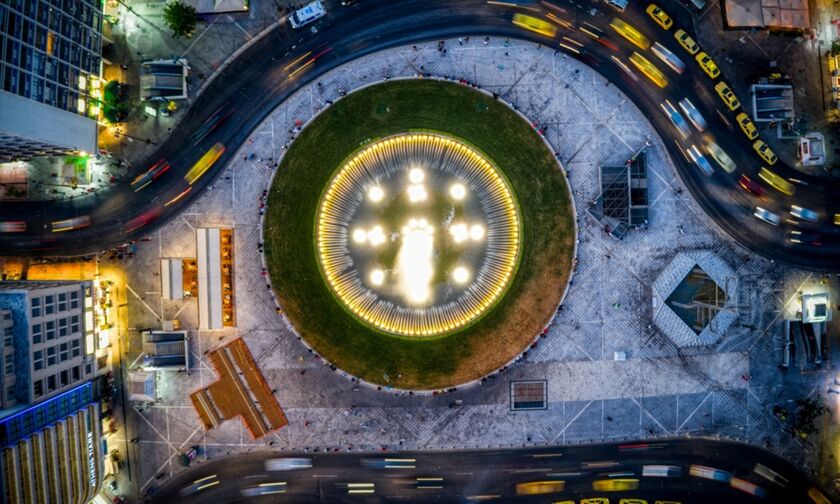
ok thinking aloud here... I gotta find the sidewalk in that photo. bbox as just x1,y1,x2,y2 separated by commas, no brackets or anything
99,0,287,167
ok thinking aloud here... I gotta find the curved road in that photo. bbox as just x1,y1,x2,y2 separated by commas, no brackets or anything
2,0,839,271
145,438,823,503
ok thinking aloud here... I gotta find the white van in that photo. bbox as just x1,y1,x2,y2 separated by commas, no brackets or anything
290,1,326,29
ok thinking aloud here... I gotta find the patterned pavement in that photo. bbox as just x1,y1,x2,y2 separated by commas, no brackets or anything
115,39,831,496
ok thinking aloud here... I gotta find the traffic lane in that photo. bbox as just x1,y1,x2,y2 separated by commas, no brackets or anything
148,440,814,503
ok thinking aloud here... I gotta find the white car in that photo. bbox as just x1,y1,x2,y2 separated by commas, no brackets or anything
651,42,686,74
661,100,691,140
687,144,714,176
679,98,707,132
790,205,818,222
265,458,312,471
754,207,780,226
704,141,735,173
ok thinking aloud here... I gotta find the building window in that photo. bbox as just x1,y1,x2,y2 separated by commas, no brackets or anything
3,326,11,347
32,323,42,344
47,374,56,392
71,338,80,357
2,312,9,320
44,295,55,315
59,342,68,362
31,297,41,317
71,315,80,333
60,369,68,386
33,350,44,370
72,365,80,381
58,317,68,337
70,290,79,309
45,320,55,340
4,353,13,375
46,346,56,366
33,380,43,397
6,384,14,399
85,362,92,375
58,293,67,312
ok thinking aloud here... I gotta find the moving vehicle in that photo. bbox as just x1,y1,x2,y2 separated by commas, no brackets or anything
415,477,444,489
606,0,628,11
241,481,287,496
642,465,683,477
753,463,789,488
687,144,714,176
362,457,416,469
0,221,26,233
131,158,171,191
809,487,832,504
758,167,794,195
592,478,639,491
620,499,648,504
629,52,668,88
185,143,225,185
265,457,312,471
689,464,732,482
835,213,840,225
646,4,673,29
610,18,651,49
753,207,781,226
788,230,822,246
753,140,777,165
674,29,699,54
695,51,720,78
651,42,685,73
738,174,767,198
661,100,691,139
679,98,706,131
705,141,735,173
515,480,565,495
51,215,91,232
192,105,233,145
714,82,740,111
730,477,767,498
512,13,558,37
736,112,758,140
790,205,818,222
289,0,326,29
581,499,610,504
179,474,220,496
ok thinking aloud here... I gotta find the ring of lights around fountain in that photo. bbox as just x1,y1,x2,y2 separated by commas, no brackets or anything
316,133,520,337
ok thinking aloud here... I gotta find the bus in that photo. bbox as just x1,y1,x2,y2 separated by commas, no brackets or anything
629,52,668,88
758,166,794,196
512,14,557,38
185,143,226,185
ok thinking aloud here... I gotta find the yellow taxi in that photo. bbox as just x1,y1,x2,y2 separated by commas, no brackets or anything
581,499,610,504
736,112,758,139
629,52,668,88
646,4,673,29
592,479,639,492
674,29,699,54
714,82,740,111
695,51,720,78
753,140,778,165
834,213,840,225
758,167,794,195
610,18,651,49
512,13,558,37
553,501,576,504
620,499,648,504
654,501,683,504
515,480,565,495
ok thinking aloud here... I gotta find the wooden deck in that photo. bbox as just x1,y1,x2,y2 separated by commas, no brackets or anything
190,338,287,438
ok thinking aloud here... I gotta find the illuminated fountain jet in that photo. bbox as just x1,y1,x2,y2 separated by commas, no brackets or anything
396,218,435,305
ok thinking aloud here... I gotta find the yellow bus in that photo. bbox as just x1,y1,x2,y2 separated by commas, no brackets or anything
629,52,668,88
758,167,794,196
512,13,557,37
610,18,650,49
185,143,226,185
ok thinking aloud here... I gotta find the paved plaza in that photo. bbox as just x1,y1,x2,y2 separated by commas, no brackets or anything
115,39,833,496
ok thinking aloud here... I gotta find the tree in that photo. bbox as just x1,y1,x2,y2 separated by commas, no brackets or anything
163,1,197,39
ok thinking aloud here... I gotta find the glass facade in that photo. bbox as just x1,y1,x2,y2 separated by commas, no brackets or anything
0,0,103,119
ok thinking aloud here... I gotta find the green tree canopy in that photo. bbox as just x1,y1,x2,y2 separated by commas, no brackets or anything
163,1,197,39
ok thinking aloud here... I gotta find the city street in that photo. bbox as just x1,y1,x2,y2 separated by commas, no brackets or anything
0,0,838,270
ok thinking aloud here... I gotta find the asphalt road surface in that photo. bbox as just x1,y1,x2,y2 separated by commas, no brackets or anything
144,438,824,503
2,0,838,271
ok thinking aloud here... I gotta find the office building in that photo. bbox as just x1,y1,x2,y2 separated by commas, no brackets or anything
0,0,104,160
0,281,97,412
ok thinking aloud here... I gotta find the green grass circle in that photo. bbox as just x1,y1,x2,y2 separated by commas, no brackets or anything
265,79,575,389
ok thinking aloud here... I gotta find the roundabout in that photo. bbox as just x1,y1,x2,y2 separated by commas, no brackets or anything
265,79,576,389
